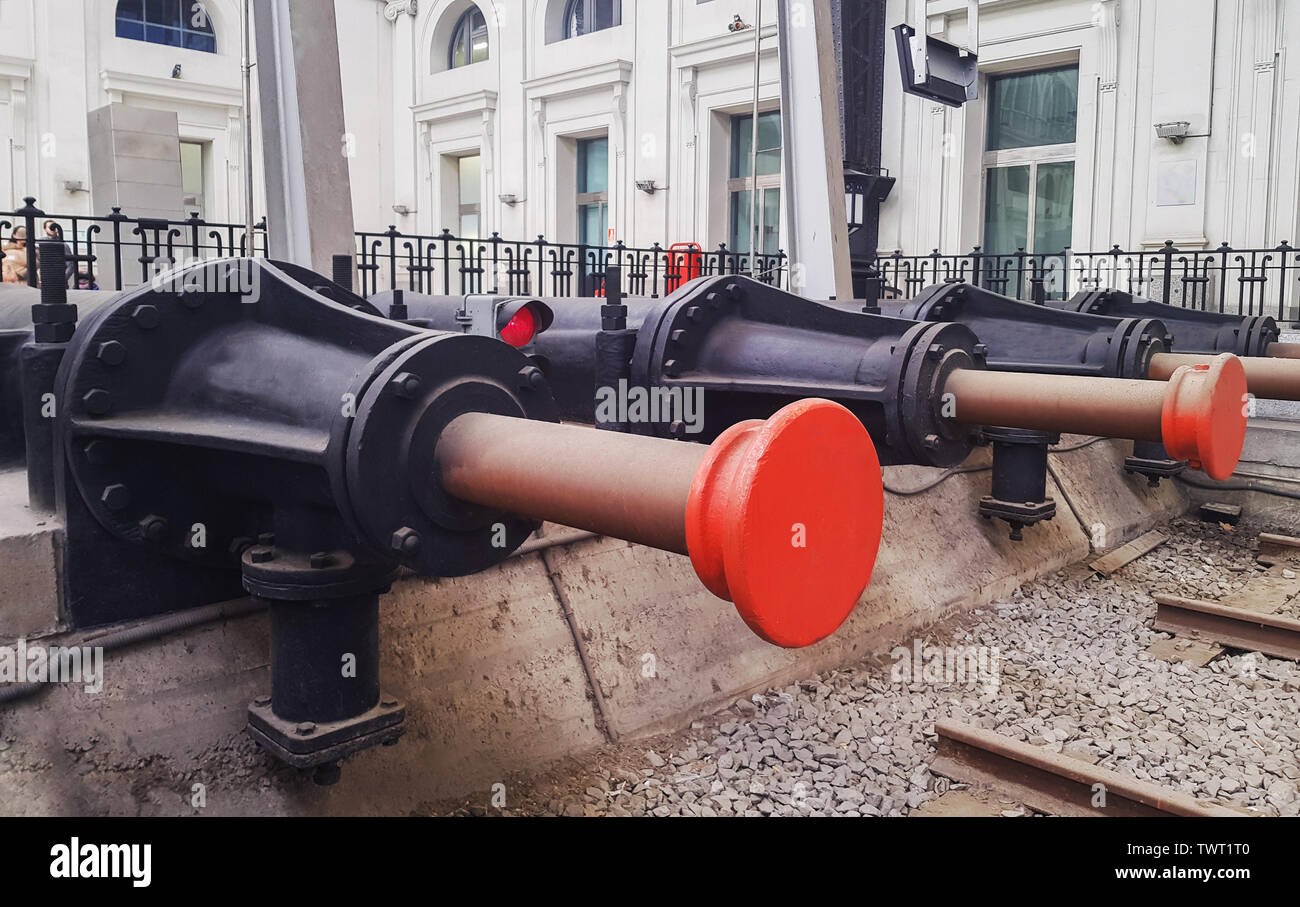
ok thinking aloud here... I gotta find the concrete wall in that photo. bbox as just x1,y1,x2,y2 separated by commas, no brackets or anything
0,438,1191,815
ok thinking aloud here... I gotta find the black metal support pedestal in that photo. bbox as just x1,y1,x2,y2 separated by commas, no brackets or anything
979,427,1060,541
1124,438,1187,487
241,544,404,784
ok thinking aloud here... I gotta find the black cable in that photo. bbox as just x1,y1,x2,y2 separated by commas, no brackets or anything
1174,474,1300,503
882,436,1108,496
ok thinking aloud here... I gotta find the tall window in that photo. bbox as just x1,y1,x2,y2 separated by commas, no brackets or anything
449,7,488,68
577,137,609,246
982,65,1078,263
728,111,782,256
115,0,217,53
180,141,206,219
458,155,481,239
563,0,621,39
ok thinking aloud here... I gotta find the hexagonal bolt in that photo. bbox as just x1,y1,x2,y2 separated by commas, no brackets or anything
663,359,680,377
973,343,989,360
96,340,127,366
391,526,422,555
389,372,422,399
669,329,688,345
926,344,946,361
725,282,741,298
82,388,112,416
381,698,399,709
253,696,271,708
685,305,703,322
83,440,110,465
309,551,335,569
138,514,168,542
517,365,545,390
101,484,131,510
131,304,161,329
248,546,275,564
294,722,317,736
923,434,942,450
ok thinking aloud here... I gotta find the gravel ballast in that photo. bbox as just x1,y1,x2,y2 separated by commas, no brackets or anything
454,518,1300,817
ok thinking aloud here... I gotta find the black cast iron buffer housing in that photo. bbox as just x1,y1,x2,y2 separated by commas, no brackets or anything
879,281,1182,531
53,258,559,780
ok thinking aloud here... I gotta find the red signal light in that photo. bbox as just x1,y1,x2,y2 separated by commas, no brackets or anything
499,306,536,348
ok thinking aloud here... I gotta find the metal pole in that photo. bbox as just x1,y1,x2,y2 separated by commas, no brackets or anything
749,0,762,275
241,0,256,256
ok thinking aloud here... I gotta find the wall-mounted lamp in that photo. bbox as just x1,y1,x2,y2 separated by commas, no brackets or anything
635,180,663,195
63,180,90,194
392,204,414,216
1154,121,1191,144
499,194,522,206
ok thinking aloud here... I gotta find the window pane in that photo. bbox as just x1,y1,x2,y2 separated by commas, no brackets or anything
458,155,481,205
578,138,608,194
731,116,753,179
116,19,145,39
471,12,489,63
460,213,480,240
729,189,752,252
180,142,203,196
119,0,144,18
761,187,781,254
731,112,782,178
986,66,1079,151
578,202,607,246
146,0,178,28
983,166,1030,254
1033,161,1074,254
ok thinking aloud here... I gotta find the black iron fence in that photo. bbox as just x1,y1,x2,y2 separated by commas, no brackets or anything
354,227,788,299
869,242,1300,321
1,197,788,299
7,195,1294,321
1,197,267,291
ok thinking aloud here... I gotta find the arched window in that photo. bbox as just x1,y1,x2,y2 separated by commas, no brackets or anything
448,7,489,68
563,0,621,39
115,0,217,53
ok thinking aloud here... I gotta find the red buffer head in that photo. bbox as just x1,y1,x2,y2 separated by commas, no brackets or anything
683,399,885,648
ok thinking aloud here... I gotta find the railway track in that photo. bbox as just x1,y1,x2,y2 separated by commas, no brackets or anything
929,720,1244,817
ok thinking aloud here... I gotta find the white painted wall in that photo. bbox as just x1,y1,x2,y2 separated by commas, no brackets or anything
879,0,1300,259
5,0,1290,274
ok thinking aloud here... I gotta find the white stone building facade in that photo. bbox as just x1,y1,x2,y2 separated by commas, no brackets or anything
1,0,1296,278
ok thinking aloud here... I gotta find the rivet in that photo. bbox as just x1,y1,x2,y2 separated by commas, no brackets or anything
309,551,334,569
248,546,275,564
